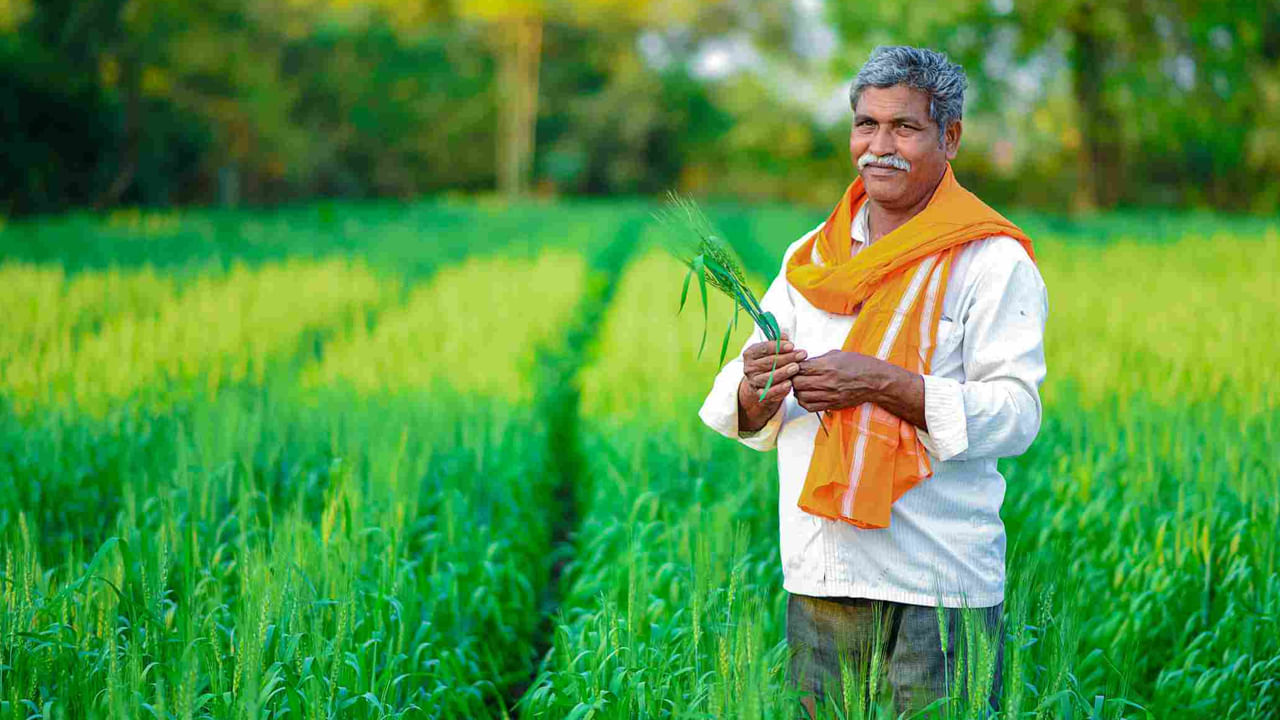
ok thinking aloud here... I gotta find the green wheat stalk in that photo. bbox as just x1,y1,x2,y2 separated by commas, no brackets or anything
654,192,781,395
654,191,828,434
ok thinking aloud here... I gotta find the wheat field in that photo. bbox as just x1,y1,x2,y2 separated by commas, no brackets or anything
0,201,1276,719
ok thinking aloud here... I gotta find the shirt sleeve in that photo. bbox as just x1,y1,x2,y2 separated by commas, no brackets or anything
920,239,1048,462
697,235,808,452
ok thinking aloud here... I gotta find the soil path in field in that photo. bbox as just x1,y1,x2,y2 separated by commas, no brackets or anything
502,216,645,713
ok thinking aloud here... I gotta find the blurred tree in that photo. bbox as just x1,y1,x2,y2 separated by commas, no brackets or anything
0,34,115,214
283,19,496,196
0,1,212,214
1144,1,1280,211
0,0,30,31
458,0,674,198
3,0,498,210
24,0,141,206
536,21,730,196
3,0,1276,213
532,0,852,202
827,0,1280,212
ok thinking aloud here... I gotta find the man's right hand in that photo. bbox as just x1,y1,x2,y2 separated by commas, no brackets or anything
738,332,807,433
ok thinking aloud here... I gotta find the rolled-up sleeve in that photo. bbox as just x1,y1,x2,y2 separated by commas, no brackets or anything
698,237,806,452
921,242,1048,462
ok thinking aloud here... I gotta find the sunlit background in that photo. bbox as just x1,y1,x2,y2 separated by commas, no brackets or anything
4,0,1280,214
1,2,1278,719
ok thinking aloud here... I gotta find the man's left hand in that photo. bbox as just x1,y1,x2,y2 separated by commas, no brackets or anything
794,349,928,430
792,350,888,413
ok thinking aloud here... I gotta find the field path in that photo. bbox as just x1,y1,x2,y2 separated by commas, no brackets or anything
503,215,646,711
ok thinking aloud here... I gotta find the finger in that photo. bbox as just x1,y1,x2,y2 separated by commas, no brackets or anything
761,379,792,404
746,338,794,359
745,351,806,376
792,372,827,391
772,348,808,369
805,392,837,412
794,389,832,410
756,365,801,390
796,355,827,374
748,362,801,389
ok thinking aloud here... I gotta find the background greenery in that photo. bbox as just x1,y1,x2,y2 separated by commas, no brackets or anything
2,0,1279,216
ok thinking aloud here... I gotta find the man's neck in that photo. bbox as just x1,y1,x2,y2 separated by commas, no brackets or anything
865,169,947,243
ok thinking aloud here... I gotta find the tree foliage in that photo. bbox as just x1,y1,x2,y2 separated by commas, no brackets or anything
1,0,1278,215
829,0,1280,211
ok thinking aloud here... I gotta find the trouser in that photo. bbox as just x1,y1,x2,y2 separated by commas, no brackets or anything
786,593,1004,719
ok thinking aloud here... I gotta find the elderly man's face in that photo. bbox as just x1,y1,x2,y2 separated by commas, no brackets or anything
850,84,960,211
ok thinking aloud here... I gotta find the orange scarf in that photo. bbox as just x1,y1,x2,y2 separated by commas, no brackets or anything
785,164,1034,529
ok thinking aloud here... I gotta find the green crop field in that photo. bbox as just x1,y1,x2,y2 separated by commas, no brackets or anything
0,201,1276,719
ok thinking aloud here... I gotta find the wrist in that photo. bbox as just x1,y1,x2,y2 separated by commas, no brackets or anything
861,358,896,405
870,361,927,429
737,377,769,432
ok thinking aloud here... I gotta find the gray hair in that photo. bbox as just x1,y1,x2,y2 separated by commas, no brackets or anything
850,46,967,147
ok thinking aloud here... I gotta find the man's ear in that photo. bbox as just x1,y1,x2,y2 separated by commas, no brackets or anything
944,120,963,159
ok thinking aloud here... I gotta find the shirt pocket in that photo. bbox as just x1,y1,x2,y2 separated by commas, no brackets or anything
934,314,962,358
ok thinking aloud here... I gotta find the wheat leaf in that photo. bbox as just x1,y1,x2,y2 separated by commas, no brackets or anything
718,314,734,366
678,264,694,314
694,254,708,358
761,311,781,342
729,285,763,328
657,191,778,355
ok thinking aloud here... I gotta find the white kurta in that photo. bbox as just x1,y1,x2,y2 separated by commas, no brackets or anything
698,202,1048,607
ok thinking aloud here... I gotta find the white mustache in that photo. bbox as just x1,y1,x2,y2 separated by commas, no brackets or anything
858,152,911,172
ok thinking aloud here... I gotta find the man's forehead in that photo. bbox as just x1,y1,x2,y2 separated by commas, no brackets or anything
854,85,932,121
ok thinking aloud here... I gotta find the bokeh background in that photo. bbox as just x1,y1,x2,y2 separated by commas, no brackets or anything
1,2,1278,719
4,0,1280,215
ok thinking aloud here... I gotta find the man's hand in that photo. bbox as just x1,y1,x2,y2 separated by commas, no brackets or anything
792,350,882,413
794,350,927,429
738,332,806,433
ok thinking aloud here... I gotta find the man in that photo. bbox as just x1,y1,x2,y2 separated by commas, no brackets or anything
698,46,1047,717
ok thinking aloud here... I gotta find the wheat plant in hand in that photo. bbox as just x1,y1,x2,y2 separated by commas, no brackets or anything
653,191,784,401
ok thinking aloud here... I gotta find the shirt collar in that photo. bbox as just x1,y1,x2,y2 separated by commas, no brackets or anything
851,199,870,247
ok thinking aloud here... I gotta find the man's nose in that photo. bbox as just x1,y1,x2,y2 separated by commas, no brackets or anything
869,126,896,157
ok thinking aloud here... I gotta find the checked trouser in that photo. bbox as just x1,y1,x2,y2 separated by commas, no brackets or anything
786,593,1004,718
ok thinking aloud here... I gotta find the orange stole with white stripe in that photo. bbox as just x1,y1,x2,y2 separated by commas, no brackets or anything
785,164,1034,529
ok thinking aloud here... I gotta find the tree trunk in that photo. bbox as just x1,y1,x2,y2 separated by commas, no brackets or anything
496,15,542,197
95,51,141,209
1067,3,1122,212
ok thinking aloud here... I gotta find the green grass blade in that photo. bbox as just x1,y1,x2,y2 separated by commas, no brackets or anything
718,314,734,366
694,254,708,358
678,263,694,314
